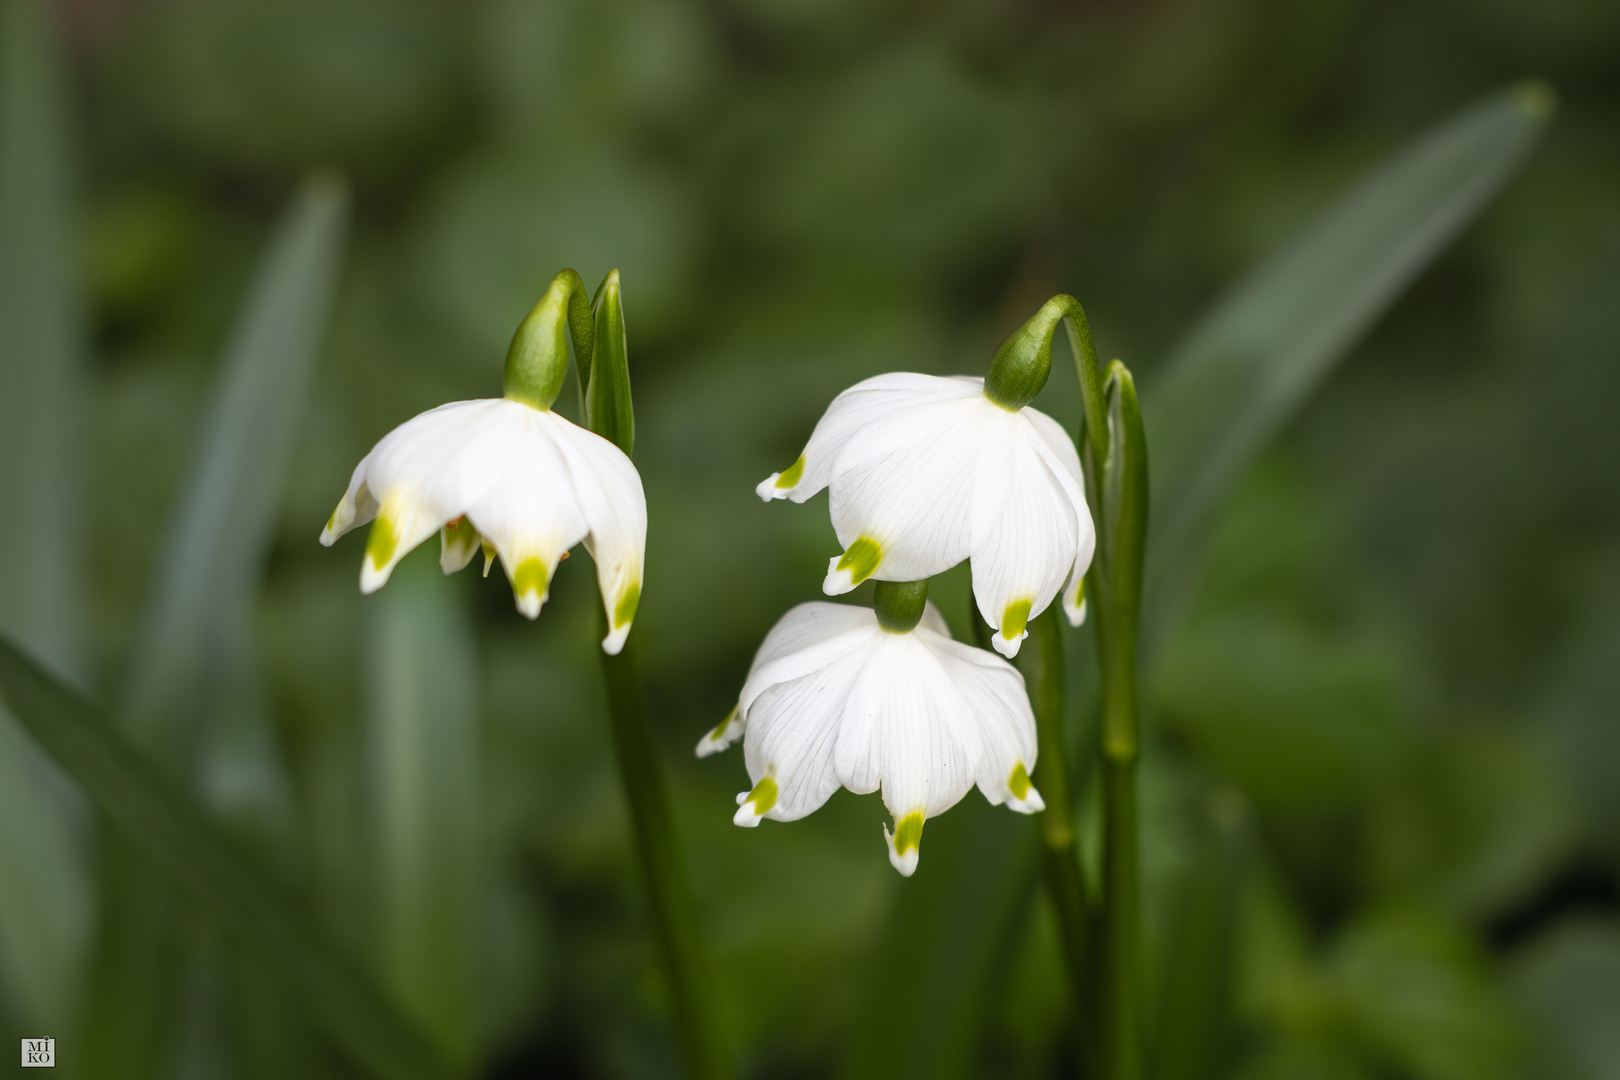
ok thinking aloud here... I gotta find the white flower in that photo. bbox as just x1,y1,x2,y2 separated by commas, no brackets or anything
696,600,1044,876
757,373,1093,658
321,398,645,654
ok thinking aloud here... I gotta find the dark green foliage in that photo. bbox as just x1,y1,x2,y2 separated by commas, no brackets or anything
0,0,1616,1076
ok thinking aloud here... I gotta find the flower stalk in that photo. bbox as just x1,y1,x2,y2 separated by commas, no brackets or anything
600,632,729,1080
579,272,729,1078
1025,604,1093,1000
994,295,1149,1075
1081,362,1149,1080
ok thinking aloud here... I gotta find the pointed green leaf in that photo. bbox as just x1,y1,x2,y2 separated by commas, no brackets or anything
586,268,634,455
123,173,350,746
1142,82,1552,643
0,634,456,1080
365,562,480,1070
0,0,90,1033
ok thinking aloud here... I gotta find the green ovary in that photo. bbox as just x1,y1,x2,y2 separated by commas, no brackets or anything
365,516,398,568
892,811,925,855
1001,598,1032,639
836,537,883,584
746,777,779,814
1009,763,1032,800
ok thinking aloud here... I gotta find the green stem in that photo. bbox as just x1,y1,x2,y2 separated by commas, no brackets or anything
1099,748,1141,1080
1082,363,1149,1080
598,629,731,1080
1026,607,1093,1012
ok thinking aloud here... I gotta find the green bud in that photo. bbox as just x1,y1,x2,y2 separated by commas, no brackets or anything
873,579,929,633
503,269,595,410
585,269,634,456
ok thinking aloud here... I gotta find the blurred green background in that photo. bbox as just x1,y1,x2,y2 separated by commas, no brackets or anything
0,0,1617,1077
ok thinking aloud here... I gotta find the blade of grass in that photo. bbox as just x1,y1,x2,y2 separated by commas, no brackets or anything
0,0,90,1034
1142,81,1553,644
0,635,456,1080
364,561,480,1071
123,172,350,746
846,81,1552,1080
82,174,350,1078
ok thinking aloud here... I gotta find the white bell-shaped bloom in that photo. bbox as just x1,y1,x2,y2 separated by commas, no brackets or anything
696,600,1044,876
321,398,645,654
757,373,1093,658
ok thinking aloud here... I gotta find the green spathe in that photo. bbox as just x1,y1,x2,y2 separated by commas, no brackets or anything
586,269,634,456
503,269,595,411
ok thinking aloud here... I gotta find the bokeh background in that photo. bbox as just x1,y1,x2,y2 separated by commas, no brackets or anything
0,0,1617,1078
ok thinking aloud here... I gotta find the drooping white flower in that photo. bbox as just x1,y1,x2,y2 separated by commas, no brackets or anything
696,599,1044,876
321,398,645,654
757,373,1093,658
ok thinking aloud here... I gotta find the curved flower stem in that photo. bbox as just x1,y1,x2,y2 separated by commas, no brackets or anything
1026,606,1094,1008
599,630,731,1080
1081,363,1150,1080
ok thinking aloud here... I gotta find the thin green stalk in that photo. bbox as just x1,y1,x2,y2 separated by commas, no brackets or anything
1026,606,1092,1001
598,630,729,1080
1081,363,1150,1080
574,269,729,1077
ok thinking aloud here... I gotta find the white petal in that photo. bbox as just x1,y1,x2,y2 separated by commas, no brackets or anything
320,466,377,545
695,705,745,758
759,373,977,503
917,601,953,639
836,633,979,820
337,400,511,591
884,819,921,877
734,786,769,827
460,405,589,620
741,617,874,821
744,601,876,682
545,414,648,654
439,518,482,574
921,628,1042,813
1021,407,1095,628
823,392,993,587
969,408,1088,657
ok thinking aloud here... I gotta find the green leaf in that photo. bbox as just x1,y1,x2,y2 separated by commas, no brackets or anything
123,172,350,746
0,634,456,1080
1142,81,1552,643
364,561,480,1069
586,268,634,455
83,173,350,1078
0,0,90,1032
